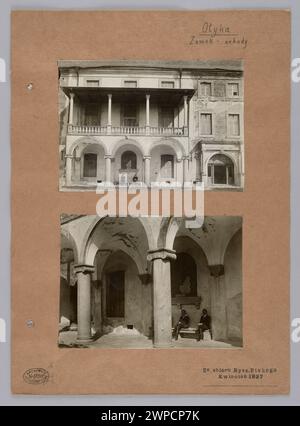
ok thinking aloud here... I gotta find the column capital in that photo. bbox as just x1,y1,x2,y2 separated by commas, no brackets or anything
143,155,151,161
70,92,75,99
104,154,112,160
146,93,150,100
208,264,225,278
147,248,176,262
74,264,95,275
107,93,112,99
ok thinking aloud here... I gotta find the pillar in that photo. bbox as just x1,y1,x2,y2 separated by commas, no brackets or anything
65,155,73,186
183,95,188,131
105,155,112,182
147,249,176,348
183,156,189,183
144,156,151,185
208,265,226,341
146,94,150,134
107,94,112,134
74,264,95,343
68,93,75,125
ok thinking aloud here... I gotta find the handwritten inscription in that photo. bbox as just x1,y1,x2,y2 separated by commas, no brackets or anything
189,22,248,49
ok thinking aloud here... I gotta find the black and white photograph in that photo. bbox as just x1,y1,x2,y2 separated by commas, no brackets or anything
59,215,243,349
58,60,244,191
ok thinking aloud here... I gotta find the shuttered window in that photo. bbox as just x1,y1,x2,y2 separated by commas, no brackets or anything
200,82,212,97
200,113,212,135
228,114,240,136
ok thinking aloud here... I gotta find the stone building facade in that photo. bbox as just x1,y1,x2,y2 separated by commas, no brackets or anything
59,60,244,191
60,215,243,348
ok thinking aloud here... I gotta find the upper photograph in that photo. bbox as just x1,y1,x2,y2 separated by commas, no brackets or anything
58,60,244,191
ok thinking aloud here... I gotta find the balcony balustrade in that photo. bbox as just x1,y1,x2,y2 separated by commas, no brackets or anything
67,124,188,136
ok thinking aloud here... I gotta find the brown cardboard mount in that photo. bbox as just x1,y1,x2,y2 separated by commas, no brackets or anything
11,10,290,394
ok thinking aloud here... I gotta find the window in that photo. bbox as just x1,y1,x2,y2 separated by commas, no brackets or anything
200,82,212,97
122,104,138,127
228,114,240,136
124,80,137,88
106,271,125,317
159,107,174,128
121,151,137,170
84,104,100,126
160,154,174,179
208,154,234,185
228,83,239,97
83,153,97,178
86,80,99,87
161,81,175,89
200,113,212,135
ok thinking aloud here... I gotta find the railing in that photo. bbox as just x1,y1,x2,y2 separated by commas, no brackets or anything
149,126,187,136
111,126,146,135
68,124,107,135
67,124,188,136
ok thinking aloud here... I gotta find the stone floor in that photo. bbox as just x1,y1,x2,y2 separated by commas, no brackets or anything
58,330,241,349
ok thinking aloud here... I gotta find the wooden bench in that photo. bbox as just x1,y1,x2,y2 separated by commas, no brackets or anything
172,325,212,341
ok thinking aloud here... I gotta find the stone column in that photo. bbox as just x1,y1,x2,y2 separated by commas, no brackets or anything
208,265,226,341
68,93,75,125
183,95,188,132
144,156,151,185
145,94,150,135
74,264,95,343
105,155,112,182
65,155,73,186
147,249,176,348
183,156,189,183
107,94,112,134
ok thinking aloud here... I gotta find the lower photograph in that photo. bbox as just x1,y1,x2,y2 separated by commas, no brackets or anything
59,215,242,349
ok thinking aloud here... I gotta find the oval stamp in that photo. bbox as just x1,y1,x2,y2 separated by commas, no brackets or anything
23,368,49,385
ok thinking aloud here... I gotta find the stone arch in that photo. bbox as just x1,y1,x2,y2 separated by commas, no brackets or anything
111,138,146,158
148,138,185,160
61,229,79,264
157,217,182,250
67,136,108,156
205,151,237,170
220,223,243,265
81,216,151,266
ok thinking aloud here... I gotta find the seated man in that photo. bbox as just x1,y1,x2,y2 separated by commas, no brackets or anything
197,309,212,341
173,309,190,340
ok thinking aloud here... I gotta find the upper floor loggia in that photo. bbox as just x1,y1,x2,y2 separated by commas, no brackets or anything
61,85,195,138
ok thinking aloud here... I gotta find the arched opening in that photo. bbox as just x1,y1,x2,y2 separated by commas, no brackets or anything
83,153,97,177
84,217,151,340
171,235,210,332
150,145,176,182
121,150,137,170
77,144,106,183
92,250,152,338
208,154,234,185
113,144,143,184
